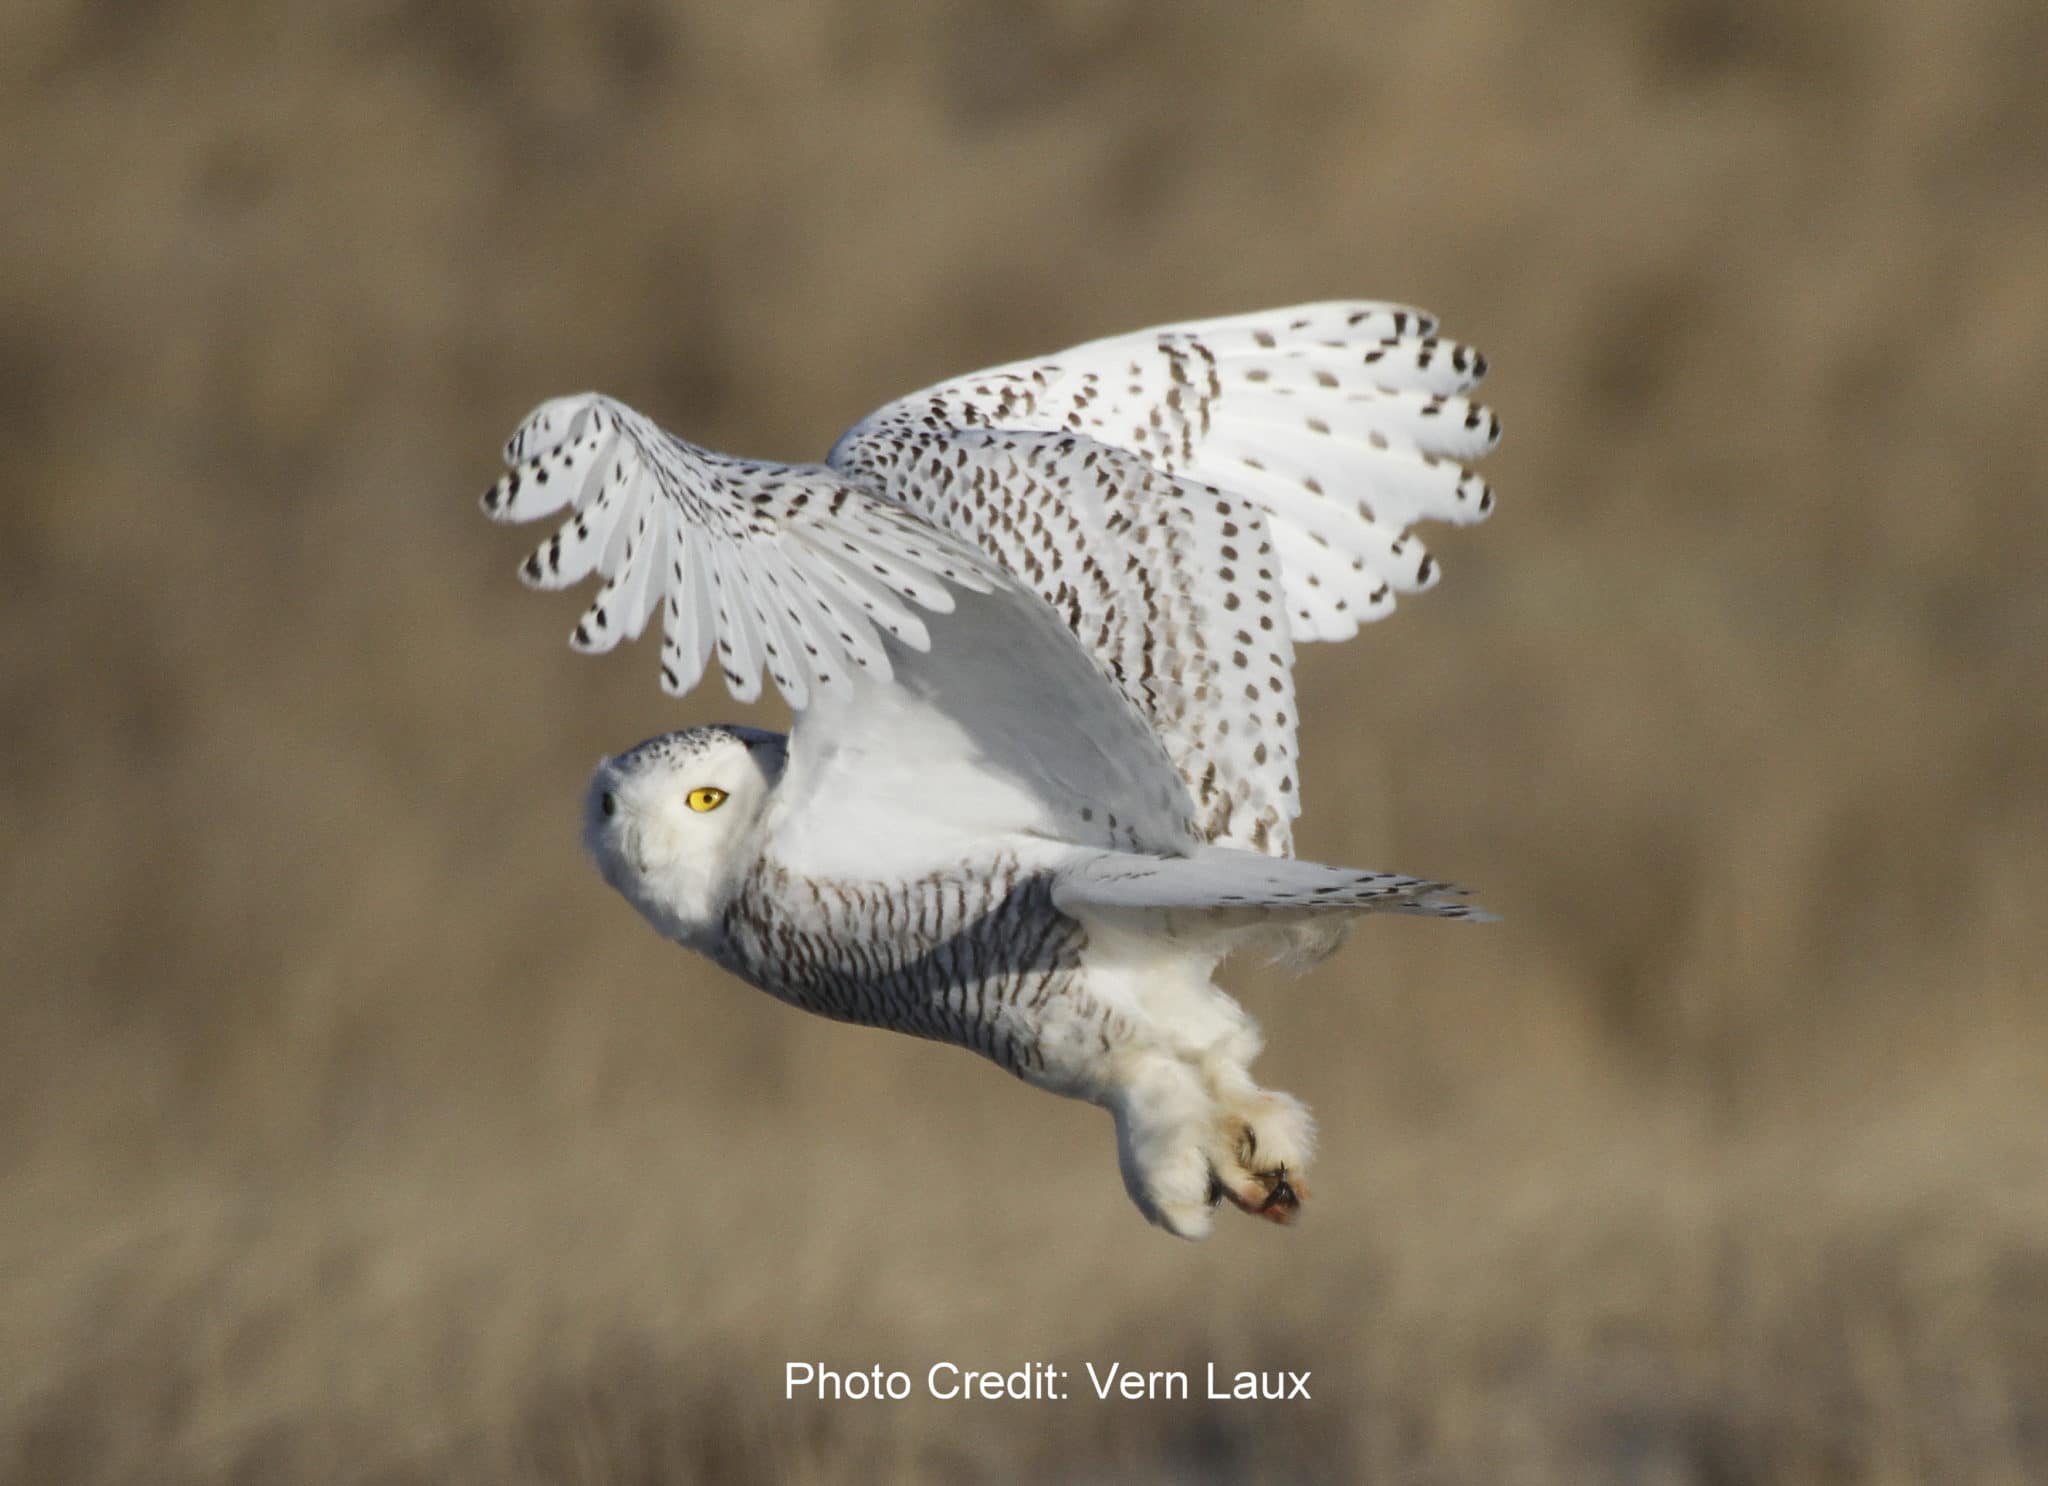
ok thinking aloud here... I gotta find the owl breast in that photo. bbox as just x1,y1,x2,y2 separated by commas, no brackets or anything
715,852,1115,1087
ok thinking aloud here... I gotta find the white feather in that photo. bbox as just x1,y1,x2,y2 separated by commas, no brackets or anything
482,393,990,708
484,302,1498,859
829,301,1499,854
1057,845,1486,920
478,303,1507,1243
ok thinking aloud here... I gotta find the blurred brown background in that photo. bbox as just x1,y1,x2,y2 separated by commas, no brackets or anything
4,2,2045,1482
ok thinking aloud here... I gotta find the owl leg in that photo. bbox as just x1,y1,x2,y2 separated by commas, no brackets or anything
1108,1054,1225,1240
1203,1068,1315,1225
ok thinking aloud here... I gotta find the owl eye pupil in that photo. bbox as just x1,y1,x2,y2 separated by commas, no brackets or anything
600,791,617,818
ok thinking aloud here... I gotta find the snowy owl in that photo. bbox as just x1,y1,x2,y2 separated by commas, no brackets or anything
478,302,1499,1238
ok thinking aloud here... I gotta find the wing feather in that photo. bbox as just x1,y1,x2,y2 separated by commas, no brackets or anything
658,536,715,698
483,394,984,707
480,392,1201,864
808,547,932,655
828,300,1501,855
480,300,1501,865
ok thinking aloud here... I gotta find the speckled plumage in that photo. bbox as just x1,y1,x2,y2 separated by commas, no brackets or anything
480,301,1503,1237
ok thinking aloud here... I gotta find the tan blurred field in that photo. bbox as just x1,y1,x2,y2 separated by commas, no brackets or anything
4,3,2045,1482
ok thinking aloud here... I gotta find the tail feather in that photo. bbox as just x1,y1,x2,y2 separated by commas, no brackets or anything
1054,845,1492,922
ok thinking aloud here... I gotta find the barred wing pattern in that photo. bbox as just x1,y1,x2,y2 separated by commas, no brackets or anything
830,301,1500,856
483,395,995,712
481,394,1198,856
482,302,1497,860
829,427,1305,853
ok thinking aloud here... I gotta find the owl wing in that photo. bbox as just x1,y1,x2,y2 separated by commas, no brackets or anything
481,394,1201,863
827,301,1500,855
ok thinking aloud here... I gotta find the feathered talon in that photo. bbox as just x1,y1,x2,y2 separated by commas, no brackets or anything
1199,1110,1312,1225
1255,1171,1306,1222
1214,1160,1307,1224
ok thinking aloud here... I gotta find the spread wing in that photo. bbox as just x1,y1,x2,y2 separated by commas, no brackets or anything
483,395,992,711
480,301,1499,862
480,394,1200,861
828,301,1500,855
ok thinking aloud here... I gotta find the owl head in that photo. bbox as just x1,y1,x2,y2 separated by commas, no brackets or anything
584,724,788,949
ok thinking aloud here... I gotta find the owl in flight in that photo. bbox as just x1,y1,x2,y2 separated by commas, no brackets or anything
479,302,1499,1238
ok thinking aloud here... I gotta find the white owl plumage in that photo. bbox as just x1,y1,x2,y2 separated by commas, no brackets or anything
479,302,1499,1238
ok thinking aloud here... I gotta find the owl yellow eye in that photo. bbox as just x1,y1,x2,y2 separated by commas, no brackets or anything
686,786,729,813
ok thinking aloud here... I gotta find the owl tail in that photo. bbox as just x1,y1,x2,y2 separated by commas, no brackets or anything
1052,844,1492,967
1056,844,1488,918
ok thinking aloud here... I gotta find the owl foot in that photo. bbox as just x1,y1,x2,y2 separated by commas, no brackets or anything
1110,1059,1315,1238
1210,1116,1310,1225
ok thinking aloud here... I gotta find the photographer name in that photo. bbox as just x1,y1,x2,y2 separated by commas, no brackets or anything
785,1361,1310,1402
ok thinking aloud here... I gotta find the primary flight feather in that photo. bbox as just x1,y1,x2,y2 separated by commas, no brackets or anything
478,301,1500,1237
